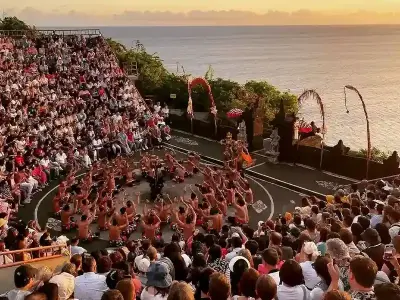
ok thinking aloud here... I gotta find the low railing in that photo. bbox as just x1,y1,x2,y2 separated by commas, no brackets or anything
0,244,70,268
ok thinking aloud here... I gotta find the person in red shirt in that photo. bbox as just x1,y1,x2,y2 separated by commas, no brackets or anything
14,152,24,167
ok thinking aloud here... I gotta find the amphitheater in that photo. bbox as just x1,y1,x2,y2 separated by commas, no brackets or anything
0,28,383,297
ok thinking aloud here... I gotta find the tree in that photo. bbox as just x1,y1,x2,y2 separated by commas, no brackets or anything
106,38,298,125
0,17,31,31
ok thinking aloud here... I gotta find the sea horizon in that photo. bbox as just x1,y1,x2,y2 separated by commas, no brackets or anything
44,25,400,153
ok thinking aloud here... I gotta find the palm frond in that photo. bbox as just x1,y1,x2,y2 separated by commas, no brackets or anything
297,89,326,133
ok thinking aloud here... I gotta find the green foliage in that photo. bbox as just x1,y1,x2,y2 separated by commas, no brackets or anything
349,147,390,163
106,39,299,124
0,16,32,31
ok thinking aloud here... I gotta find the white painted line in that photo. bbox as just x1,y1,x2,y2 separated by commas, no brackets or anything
167,145,276,218
247,172,322,197
247,175,274,220
295,163,315,170
247,162,266,170
322,171,358,183
172,129,216,143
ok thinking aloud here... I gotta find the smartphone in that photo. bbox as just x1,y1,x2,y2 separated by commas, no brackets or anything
384,244,394,260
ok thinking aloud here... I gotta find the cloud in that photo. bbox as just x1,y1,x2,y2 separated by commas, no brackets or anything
6,7,400,26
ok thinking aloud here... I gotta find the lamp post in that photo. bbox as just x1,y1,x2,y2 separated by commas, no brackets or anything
344,85,371,179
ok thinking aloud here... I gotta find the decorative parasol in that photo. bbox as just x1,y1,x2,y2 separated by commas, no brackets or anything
227,108,243,119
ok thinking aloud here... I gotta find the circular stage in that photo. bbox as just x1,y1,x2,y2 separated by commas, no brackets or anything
19,148,275,251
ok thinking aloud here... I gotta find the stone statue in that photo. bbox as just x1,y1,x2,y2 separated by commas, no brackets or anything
263,128,280,163
237,120,247,145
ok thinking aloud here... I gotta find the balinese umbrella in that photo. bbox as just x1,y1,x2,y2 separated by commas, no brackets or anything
227,108,243,119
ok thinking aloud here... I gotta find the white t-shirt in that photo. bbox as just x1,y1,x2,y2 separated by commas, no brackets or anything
277,284,310,300
268,271,281,285
1,289,31,300
300,261,320,289
56,152,67,164
141,287,168,300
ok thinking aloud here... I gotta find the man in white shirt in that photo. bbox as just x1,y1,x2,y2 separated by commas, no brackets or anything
225,235,244,262
74,257,108,300
50,263,76,300
70,238,87,256
55,149,67,168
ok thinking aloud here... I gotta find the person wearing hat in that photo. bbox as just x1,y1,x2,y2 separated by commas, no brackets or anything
1,264,38,300
141,262,172,300
326,238,351,292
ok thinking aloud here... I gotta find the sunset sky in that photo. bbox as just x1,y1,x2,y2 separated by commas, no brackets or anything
3,0,400,25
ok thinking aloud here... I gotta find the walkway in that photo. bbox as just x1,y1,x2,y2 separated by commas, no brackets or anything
167,130,355,195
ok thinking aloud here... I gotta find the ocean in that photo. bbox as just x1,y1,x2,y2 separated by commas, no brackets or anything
99,25,400,153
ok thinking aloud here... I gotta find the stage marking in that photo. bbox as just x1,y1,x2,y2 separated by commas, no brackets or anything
35,173,86,226
247,162,265,170
247,174,275,219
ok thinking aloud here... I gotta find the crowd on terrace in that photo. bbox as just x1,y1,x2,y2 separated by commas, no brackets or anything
1,31,400,300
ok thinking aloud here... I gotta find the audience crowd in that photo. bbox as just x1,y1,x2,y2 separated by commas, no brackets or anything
0,31,169,225
1,32,400,300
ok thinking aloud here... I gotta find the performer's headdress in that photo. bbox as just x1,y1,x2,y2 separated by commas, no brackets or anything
226,132,232,139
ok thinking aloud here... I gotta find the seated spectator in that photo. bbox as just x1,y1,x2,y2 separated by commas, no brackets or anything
255,274,277,300
208,244,228,274
299,242,320,289
49,263,76,300
168,282,194,300
1,264,38,300
195,267,214,300
374,283,400,300
70,238,87,256
234,268,259,300
116,279,135,300
141,262,173,300
258,248,280,284
74,256,108,300
361,228,384,270
102,290,124,300
310,256,344,300
37,282,59,300
277,259,310,300
209,272,231,300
